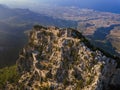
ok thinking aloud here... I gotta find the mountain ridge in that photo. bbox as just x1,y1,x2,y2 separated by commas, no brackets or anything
3,25,120,90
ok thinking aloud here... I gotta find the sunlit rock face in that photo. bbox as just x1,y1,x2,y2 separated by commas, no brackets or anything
8,25,120,90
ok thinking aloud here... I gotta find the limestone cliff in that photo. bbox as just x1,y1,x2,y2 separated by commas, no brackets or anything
8,25,120,90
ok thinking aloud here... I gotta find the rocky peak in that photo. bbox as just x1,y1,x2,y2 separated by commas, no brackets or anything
15,25,120,90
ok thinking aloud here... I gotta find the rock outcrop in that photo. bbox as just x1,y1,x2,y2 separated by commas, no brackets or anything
11,25,120,90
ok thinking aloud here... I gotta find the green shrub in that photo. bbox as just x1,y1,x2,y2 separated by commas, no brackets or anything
0,65,20,88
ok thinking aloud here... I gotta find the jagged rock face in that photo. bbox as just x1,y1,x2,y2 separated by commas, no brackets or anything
16,26,120,90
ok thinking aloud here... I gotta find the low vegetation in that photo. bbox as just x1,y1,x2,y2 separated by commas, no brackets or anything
0,65,20,88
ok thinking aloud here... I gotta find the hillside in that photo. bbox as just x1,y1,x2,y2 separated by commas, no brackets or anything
2,25,120,90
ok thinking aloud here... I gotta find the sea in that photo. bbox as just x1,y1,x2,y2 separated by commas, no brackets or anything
52,0,120,14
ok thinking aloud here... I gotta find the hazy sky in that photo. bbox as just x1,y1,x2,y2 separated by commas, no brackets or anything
1,0,120,6
0,0,120,13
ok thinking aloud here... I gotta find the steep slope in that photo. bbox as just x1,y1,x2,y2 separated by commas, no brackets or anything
5,25,120,90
